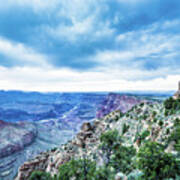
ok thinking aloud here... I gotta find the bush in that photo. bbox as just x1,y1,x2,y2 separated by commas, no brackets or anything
164,97,180,114
168,118,180,151
100,130,136,174
164,97,175,110
58,158,116,180
100,130,120,150
29,171,52,180
153,118,157,123
122,123,130,135
169,125,180,152
137,141,180,180
128,170,144,180
58,159,96,180
152,111,157,118
166,128,170,135
142,114,148,120
140,103,144,107
158,120,164,127
164,110,169,116
100,130,120,165
134,130,150,145
140,130,150,141
51,147,58,152
94,166,115,180
110,145,136,174
174,118,180,126
114,115,119,122
119,111,124,118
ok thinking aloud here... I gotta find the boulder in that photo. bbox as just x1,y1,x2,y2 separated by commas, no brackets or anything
81,122,93,132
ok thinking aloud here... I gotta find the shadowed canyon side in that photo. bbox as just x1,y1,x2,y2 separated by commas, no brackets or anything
0,120,37,158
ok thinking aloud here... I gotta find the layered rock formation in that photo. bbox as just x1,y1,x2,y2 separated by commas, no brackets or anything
0,120,37,158
96,93,141,119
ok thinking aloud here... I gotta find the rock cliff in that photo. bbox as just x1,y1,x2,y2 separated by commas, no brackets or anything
96,93,141,119
0,120,37,158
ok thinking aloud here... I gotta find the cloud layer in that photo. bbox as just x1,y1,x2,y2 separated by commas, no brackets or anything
0,0,180,91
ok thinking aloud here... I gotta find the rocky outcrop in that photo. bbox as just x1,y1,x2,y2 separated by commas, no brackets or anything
15,119,107,180
0,120,37,158
15,152,49,180
96,93,141,119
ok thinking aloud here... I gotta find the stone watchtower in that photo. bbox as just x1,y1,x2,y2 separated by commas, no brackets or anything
173,81,180,99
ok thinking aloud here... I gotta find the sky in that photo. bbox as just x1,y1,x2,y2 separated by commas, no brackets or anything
0,0,180,92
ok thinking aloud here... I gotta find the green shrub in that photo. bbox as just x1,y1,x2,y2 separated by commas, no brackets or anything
135,130,150,145
119,111,124,118
58,159,96,180
94,166,115,180
168,124,180,152
164,110,169,116
128,170,144,180
122,123,130,135
158,120,164,127
110,145,136,174
114,115,119,122
29,171,52,180
140,103,144,107
153,118,157,123
142,114,148,120
100,130,119,149
58,158,116,180
164,97,180,114
152,111,157,117
174,118,180,126
100,130,120,165
166,128,170,135
168,117,180,151
51,147,58,152
141,130,150,140
100,130,136,174
164,97,175,110
137,141,180,180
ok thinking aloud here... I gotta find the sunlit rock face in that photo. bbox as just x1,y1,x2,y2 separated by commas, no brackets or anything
96,93,141,119
0,120,37,158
